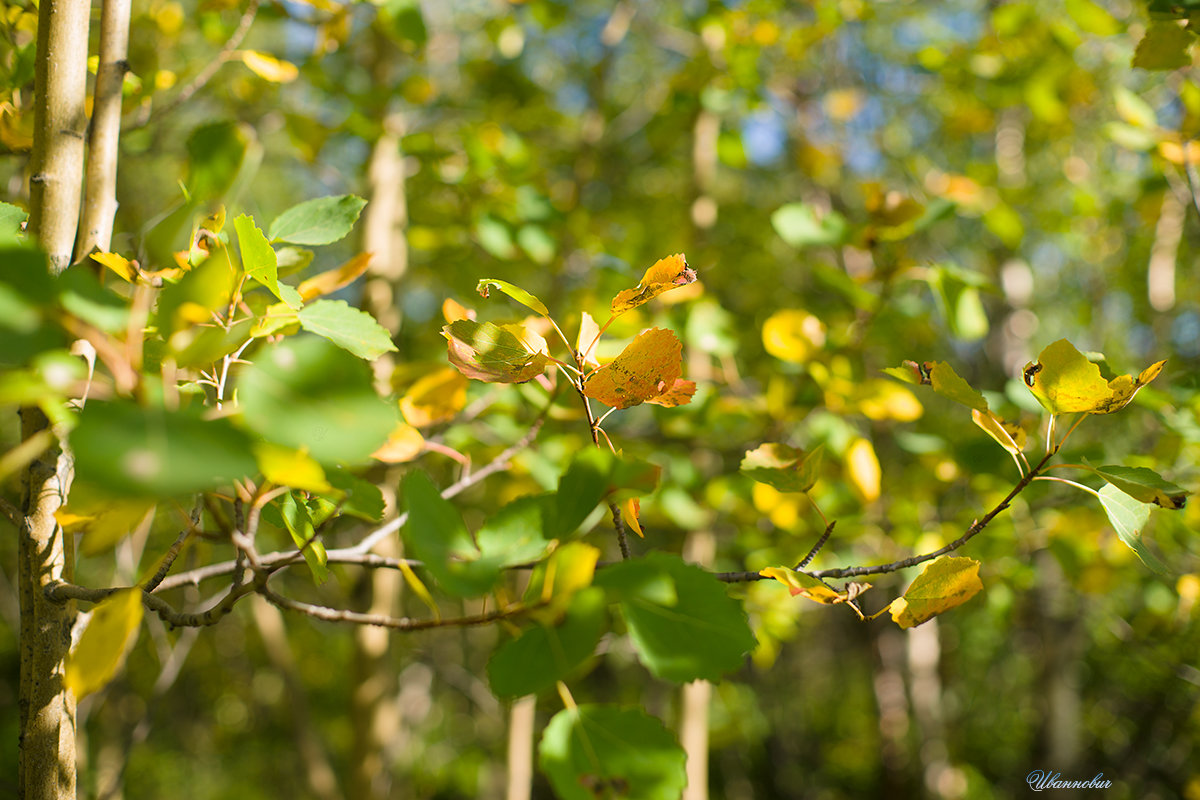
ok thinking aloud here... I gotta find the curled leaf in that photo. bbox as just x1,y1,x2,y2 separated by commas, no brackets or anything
610,253,696,316
886,360,987,411
443,319,550,383
297,252,372,301
476,278,550,316
760,566,870,617
1022,339,1165,415
972,409,1027,455
582,328,684,409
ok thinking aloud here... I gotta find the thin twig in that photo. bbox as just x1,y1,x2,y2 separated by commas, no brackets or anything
0,495,21,527
715,450,1055,583
260,586,526,630
609,501,631,560
795,521,835,570
125,0,259,130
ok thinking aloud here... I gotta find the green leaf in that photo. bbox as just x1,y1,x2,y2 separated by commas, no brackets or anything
553,449,617,538
1114,87,1158,129
1098,484,1166,573
154,253,236,339
1094,465,1187,509
64,588,144,699
185,120,255,203
476,278,550,316
58,266,131,333
771,202,849,248
0,201,27,243
235,214,299,309
442,319,550,383
402,470,503,597
72,400,258,497
381,0,427,46
596,553,755,682
174,316,255,368
474,214,516,259
0,247,66,366
237,335,398,464
325,468,386,521
539,704,687,800
740,443,823,493
298,299,398,360
1133,22,1194,70
476,494,553,566
279,491,329,584
268,195,367,245
487,587,606,698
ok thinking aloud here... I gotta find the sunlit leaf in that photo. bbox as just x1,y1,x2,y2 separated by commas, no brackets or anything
1098,484,1165,573
65,588,144,699
762,309,827,364
576,310,601,367
971,409,1027,455
370,422,425,463
255,442,331,493
235,214,301,309
1023,339,1165,415
56,492,156,555
643,377,696,408
476,277,550,316
443,319,550,383
400,367,468,427
609,253,696,316
539,705,686,800
622,497,643,537
740,443,823,494
760,567,871,613
297,253,372,301
442,297,474,323
1133,22,1194,71
887,556,983,629
526,541,601,623
278,491,329,583
90,251,137,282
846,437,881,502
582,328,684,410
240,50,299,83
298,299,398,361
268,195,367,245
772,202,850,248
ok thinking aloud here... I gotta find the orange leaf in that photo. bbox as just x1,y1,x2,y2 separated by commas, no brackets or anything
442,298,475,323
622,497,643,538
609,254,696,316
644,378,696,408
297,253,372,301
582,328,683,409
371,423,425,463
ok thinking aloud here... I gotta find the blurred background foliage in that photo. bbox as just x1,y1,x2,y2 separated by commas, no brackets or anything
2,0,1200,797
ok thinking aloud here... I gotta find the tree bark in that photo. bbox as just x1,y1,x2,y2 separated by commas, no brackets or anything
75,0,132,260
20,0,90,796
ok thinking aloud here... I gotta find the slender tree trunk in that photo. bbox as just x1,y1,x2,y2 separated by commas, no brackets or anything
75,0,132,260
20,0,90,797
349,110,408,800
506,695,536,800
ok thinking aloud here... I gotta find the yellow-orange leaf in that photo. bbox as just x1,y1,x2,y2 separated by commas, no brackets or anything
609,254,696,316
887,556,982,629
297,252,372,301
241,50,299,83
760,566,871,615
623,497,643,538
400,367,468,427
91,252,137,282
371,422,425,463
442,297,475,323
644,378,696,408
582,328,683,409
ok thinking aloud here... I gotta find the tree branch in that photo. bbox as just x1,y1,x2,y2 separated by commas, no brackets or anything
125,0,259,131
260,586,528,630
715,451,1055,584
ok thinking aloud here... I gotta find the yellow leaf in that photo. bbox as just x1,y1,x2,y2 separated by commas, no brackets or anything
760,566,871,615
90,252,137,282
400,367,468,427
1023,339,1166,415
856,380,923,422
65,588,144,699
888,556,982,629
643,377,696,408
762,309,826,364
846,437,880,502
609,253,696,316
371,422,425,463
56,495,156,555
583,328,683,410
622,497,643,538
531,542,601,624
576,310,602,367
241,50,299,83
254,442,331,492
297,253,372,301
971,408,1027,455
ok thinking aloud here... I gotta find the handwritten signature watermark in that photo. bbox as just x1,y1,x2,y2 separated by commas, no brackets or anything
1027,770,1113,791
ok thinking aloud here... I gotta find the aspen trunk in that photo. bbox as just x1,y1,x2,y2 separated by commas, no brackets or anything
20,0,91,796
